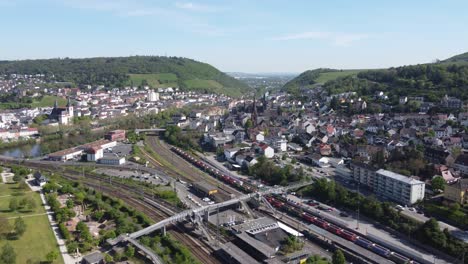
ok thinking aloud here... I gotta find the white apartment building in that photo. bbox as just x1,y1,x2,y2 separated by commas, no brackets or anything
351,163,425,205
147,91,160,102
375,169,425,205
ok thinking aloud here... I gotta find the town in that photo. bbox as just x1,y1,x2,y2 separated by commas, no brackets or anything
0,66,467,264
0,1,468,264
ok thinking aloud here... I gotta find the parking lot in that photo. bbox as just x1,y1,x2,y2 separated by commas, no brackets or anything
95,168,167,185
104,143,132,157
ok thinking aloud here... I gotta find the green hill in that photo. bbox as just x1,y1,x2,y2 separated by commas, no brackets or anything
442,52,468,64
0,56,251,97
283,52,468,102
282,68,362,95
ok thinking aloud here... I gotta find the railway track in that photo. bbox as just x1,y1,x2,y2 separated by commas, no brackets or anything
0,158,220,264
144,136,238,200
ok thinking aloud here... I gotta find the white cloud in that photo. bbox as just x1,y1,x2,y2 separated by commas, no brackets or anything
273,31,369,46
272,31,331,41
175,2,221,12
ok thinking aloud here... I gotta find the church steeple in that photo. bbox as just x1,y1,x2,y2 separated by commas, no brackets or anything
252,96,258,127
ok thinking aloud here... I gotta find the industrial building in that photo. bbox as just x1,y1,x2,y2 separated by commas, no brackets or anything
192,181,218,196
105,130,126,142
47,139,117,162
98,156,126,165
47,148,83,161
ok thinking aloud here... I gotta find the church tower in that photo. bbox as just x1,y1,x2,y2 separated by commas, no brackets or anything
66,97,74,118
252,96,258,127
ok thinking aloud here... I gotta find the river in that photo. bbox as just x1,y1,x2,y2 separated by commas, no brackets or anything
0,144,43,158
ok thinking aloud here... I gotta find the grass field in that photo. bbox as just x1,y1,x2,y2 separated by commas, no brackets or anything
0,216,63,264
185,79,223,90
128,73,178,88
315,70,363,83
31,95,67,108
0,183,64,264
0,185,45,218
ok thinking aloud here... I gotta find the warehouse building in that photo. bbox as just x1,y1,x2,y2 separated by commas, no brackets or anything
192,181,218,196
98,156,126,165
47,148,83,161
105,130,126,142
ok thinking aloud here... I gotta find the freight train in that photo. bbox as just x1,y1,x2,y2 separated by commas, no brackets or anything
172,147,422,264
171,147,261,193
265,196,419,264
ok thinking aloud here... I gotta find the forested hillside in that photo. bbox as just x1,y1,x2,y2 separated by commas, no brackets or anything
324,63,468,102
284,52,468,102
0,56,251,97
282,68,360,96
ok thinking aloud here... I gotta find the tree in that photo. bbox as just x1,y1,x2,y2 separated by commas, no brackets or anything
76,221,92,242
9,197,18,212
431,176,445,191
125,245,135,258
0,244,16,264
14,217,26,237
104,253,113,263
66,242,78,254
244,119,253,129
18,180,28,190
75,192,85,206
332,249,345,264
12,174,21,182
45,250,58,263
0,216,12,237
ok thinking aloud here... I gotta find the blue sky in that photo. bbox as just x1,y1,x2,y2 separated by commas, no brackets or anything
0,0,467,73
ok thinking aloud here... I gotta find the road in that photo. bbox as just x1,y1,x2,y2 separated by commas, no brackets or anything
285,194,452,264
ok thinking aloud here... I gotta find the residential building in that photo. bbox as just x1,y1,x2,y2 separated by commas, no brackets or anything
147,90,159,102
375,169,425,205
33,171,47,187
454,154,468,176
444,179,468,204
441,95,463,109
224,148,239,160
256,143,274,158
351,163,425,205
351,162,377,187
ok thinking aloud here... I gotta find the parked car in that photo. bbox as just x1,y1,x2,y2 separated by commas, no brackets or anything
339,212,349,217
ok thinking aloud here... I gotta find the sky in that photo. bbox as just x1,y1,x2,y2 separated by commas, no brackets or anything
0,0,467,73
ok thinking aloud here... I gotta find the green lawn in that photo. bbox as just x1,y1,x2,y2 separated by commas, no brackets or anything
185,79,223,90
0,189,45,218
31,95,67,108
0,216,64,264
128,73,178,88
315,70,363,83
0,183,64,264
